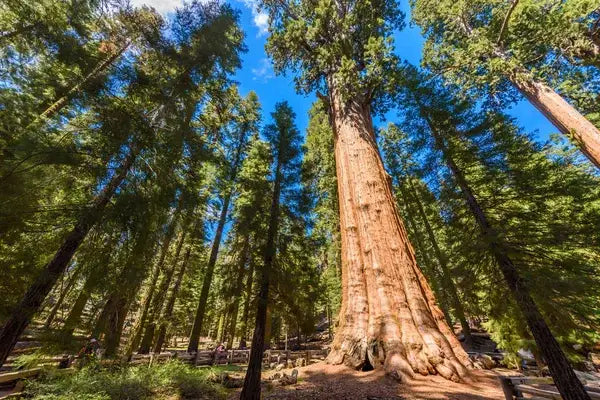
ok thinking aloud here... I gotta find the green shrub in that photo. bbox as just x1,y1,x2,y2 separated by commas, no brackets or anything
25,361,226,400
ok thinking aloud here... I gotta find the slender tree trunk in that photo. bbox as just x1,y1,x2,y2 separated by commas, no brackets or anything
126,199,183,357
404,178,471,342
153,241,192,353
238,261,254,349
429,121,590,400
0,146,136,367
44,264,82,329
240,140,283,400
509,71,600,169
323,84,471,382
395,182,453,326
187,194,231,352
227,237,250,349
27,41,130,129
138,228,187,354
61,284,91,339
103,236,156,357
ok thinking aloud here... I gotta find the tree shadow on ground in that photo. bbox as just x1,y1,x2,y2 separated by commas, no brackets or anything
228,363,510,399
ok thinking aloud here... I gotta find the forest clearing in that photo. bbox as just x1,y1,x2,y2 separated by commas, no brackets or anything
1,0,600,399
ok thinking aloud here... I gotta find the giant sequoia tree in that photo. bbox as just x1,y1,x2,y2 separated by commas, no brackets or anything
262,0,471,381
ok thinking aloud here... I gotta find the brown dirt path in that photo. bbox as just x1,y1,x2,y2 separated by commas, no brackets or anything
229,362,515,399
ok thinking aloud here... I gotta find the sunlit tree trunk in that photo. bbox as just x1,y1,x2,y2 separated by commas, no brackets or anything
324,84,471,382
27,41,130,129
509,71,600,169
0,146,136,367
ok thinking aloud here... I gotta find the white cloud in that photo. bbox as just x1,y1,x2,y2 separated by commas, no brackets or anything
238,0,269,35
130,0,183,14
251,58,273,81
253,12,269,35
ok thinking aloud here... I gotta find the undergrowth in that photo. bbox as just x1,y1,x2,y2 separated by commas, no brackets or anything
25,360,227,400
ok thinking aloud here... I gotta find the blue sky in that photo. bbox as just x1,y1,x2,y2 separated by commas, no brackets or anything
134,0,558,142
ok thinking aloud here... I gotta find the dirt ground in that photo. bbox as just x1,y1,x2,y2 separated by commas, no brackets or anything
229,362,515,400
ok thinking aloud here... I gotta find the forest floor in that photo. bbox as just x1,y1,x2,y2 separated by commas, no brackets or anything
228,362,516,400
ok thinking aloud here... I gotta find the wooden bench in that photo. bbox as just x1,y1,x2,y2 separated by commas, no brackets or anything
500,376,600,399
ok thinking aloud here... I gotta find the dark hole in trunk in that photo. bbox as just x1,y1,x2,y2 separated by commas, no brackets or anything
361,356,374,372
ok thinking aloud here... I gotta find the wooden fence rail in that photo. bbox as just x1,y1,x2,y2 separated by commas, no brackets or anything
499,376,600,400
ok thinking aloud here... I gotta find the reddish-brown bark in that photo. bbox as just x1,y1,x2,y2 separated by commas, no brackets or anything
510,73,600,169
325,86,471,382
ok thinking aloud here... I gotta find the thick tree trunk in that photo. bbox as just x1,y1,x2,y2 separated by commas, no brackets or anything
28,41,130,129
227,237,250,349
324,86,471,382
404,178,472,342
187,194,231,352
139,228,187,354
430,124,590,400
0,147,136,367
153,242,192,353
44,264,82,329
240,131,284,399
238,261,254,348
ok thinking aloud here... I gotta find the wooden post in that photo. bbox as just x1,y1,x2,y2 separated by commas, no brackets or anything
285,330,288,351
305,350,310,365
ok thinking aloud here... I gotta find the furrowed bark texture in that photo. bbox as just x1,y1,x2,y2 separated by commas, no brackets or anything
0,147,135,367
325,88,471,382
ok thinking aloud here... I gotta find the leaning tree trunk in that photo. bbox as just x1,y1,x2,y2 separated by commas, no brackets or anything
0,146,136,367
509,71,600,169
324,86,471,382
103,236,156,357
27,41,130,130
126,200,183,357
187,194,231,352
138,228,187,354
153,240,193,354
429,122,590,399
405,177,472,342
61,281,92,339
44,264,82,329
